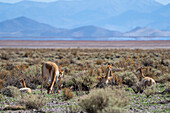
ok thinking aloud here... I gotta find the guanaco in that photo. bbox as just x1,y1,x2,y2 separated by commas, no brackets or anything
96,65,112,84
19,79,31,94
41,61,64,94
137,67,156,88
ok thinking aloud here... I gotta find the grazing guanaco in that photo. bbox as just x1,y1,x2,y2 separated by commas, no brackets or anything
19,79,31,94
41,61,64,94
96,65,112,84
137,67,156,88
96,65,122,85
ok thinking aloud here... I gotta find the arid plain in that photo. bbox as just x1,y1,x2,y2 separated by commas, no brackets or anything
0,40,169,112
0,40,170,48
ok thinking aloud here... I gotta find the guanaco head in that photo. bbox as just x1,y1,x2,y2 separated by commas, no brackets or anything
106,65,112,76
19,78,24,82
59,70,64,78
107,65,112,70
136,66,147,72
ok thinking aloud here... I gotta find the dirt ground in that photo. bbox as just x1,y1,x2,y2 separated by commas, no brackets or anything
0,40,170,49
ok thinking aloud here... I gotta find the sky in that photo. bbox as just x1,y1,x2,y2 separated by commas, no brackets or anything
0,0,170,5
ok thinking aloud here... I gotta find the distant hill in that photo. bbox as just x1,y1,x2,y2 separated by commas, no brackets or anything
0,0,166,31
124,27,170,37
55,25,122,39
0,17,65,37
0,17,121,39
0,17,169,40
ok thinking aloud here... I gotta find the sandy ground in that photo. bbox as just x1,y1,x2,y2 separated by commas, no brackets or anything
0,40,170,49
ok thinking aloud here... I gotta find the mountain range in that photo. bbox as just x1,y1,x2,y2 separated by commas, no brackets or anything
0,0,169,32
0,17,170,40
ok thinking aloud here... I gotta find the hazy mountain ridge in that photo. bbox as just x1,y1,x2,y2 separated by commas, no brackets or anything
0,0,167,31
125,27,170,36
0,17,169,40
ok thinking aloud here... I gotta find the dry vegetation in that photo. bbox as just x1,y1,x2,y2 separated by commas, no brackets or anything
0,48,170,112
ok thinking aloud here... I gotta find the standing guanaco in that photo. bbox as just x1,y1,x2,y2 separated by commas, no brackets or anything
96,65,112,84
41,61,64,94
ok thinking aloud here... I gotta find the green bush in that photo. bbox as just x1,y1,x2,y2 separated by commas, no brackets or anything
72,73,96,91
116,71,138,87
131,82,144,94
157,73,170,83
0,94,5,101
1,86,20,98
22,65,42,89
143,86,156,97
142,58,153,66
19,94,47,110
73,87,129,113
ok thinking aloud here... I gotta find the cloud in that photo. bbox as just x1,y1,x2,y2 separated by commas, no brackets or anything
155,0,170,5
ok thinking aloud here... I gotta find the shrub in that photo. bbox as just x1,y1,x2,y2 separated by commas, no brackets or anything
116,71,138,87
72,73,96,91
95,59,103,65
0,94,5,101
22,65,42,89
62,88,74,100
131,82,144,94
142,58,153,66
156,73,170,83
19,94,47,110
0,52,10,60
1,86,20,98
76,87,129,113
161,59,170,66
143,86,156,97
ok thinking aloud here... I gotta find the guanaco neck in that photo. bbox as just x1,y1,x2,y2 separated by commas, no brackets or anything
105,69,110,79
106,66,112,78
21,79,27,88
139,69,145,78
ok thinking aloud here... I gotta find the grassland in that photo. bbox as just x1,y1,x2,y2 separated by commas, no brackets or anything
0,48,169,112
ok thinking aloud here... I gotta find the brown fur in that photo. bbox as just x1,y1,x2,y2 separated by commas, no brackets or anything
96,65,114,85
138,67,156,88
42,61,64,94
19,79,26,88
19,79,31,94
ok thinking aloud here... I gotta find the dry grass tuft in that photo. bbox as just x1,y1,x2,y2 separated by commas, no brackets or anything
71,87,129,113
1,86,20,98
19,94,47,110
62,88,74,100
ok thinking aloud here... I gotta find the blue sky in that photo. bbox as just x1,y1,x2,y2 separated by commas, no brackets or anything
0,0,170,5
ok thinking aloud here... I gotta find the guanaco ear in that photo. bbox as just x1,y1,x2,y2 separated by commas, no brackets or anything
19,78,24,82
